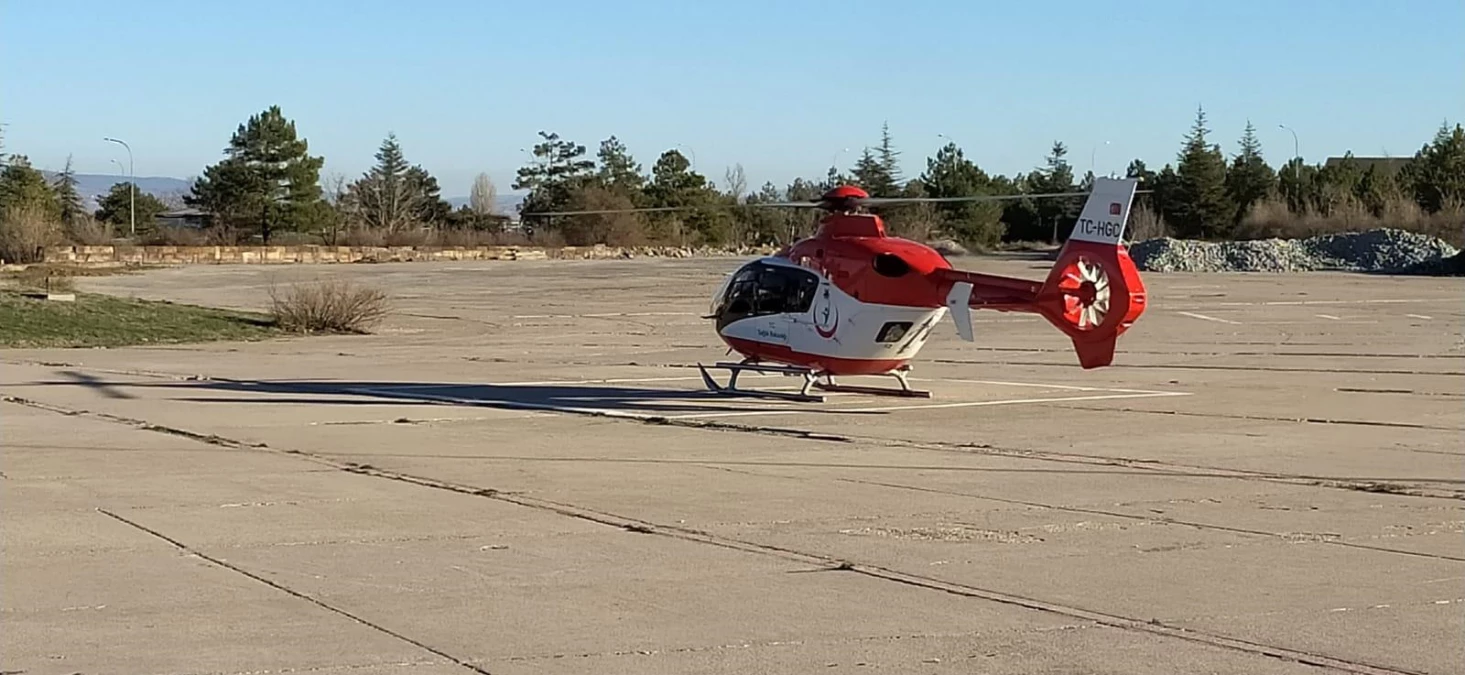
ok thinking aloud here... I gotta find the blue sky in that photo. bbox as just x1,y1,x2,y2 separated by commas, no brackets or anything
2,0,1460,197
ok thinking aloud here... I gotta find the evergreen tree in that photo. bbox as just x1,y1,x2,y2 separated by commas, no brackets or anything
850,147,893,194
1021,141,1079,241
345,133,452,230
644,149,728,244
594,135,646,198
185,105,326,242
405,164,452,224
0,155,60,219
1400,121,1465,212
514,131,596,221
918,142,1004,248
1170,105,1232,238
1223,120,1277,230
1275,157,1316,212
52,155,86,224
1150,164,1185,226
876,121,902,190
95,182,166,228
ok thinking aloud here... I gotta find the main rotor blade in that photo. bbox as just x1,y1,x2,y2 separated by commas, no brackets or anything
857,190,1094,205
520,189,1152,217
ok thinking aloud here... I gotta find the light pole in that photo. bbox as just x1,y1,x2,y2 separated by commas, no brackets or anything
103,137,134,236
1278,124,1301,206
1091,140,1111,177
1278,123,1300,179
830,147,850,174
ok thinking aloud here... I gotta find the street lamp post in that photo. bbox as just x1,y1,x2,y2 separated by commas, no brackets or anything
1278,124,1301,206
830,147,850,173
103,137,134,236
1091,140,1111,177
1278,123,1300,179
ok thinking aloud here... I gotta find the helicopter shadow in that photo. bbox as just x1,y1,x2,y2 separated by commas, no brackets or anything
73,374,889,418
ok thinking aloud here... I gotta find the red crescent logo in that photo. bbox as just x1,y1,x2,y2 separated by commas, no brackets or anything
814,290,839,338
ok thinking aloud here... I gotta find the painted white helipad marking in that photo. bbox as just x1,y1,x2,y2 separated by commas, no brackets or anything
343,374,782,391
1210,298,1441,307
1178,311,1242,325
512,311,686,319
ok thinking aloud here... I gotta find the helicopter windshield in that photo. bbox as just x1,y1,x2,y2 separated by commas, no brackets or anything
711,260,820,330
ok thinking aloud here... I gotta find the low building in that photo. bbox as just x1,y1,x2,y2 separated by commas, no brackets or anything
153,207,213,229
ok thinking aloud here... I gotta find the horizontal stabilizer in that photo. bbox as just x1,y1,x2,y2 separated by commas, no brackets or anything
945,281,974,341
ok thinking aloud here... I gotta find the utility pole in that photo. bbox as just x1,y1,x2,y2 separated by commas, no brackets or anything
103,137,135,236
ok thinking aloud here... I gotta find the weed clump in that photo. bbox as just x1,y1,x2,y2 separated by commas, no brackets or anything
268,278,389,334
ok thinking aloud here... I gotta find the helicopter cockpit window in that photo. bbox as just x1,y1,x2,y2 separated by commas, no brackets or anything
715,261,820,328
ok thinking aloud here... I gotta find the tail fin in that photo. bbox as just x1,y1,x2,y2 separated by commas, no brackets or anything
1035,177,1148,369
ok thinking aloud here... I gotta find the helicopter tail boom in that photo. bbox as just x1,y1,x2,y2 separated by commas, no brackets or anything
934,177,1147,368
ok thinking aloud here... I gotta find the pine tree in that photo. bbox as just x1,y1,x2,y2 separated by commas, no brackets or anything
514,131,596,219
875,121,902,194
1024,141,1079,240
595,135,645,198
0,156,61,219
851,147,894,195
52,155,86,224
95,182,165,228
186,105,326,242
1400,121,1465,212
1171,105,1232,238
1223,120,1277,230
919,142,1004,248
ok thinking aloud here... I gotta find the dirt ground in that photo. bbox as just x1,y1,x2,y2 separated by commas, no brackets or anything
2,255,1461,675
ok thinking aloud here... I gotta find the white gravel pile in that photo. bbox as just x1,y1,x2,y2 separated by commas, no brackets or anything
1128,228,1460,274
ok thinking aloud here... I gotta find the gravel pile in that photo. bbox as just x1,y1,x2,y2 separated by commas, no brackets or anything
1129,228,1460,274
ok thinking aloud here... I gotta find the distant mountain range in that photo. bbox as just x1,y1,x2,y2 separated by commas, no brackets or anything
36,171,525,216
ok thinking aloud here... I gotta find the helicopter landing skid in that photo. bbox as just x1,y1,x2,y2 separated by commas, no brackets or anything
812,368,933,399
696,362,933,403
696,361,826,403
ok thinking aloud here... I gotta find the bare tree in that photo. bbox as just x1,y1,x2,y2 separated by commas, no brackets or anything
469,172,498,216
723,164,747,203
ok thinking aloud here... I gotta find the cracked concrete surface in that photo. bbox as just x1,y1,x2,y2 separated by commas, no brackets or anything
2,257,1462,674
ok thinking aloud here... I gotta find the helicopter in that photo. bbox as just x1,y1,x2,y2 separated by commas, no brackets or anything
522,176,1147,403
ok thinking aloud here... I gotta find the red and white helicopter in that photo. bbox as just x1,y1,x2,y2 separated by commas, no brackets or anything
525,176,1147,402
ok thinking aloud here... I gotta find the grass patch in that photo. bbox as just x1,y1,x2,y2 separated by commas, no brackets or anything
0,289,282,349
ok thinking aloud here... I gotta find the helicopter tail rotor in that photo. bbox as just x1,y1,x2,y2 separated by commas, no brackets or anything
1033,177,1147,369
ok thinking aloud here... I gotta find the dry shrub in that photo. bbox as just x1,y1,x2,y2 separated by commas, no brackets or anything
268,278,390,334
1238,196,1465,247
0,204,63,263
66,214,114,245
1127,202,1171,241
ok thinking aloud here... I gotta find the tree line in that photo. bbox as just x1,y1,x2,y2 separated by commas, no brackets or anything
2,106,1461,260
